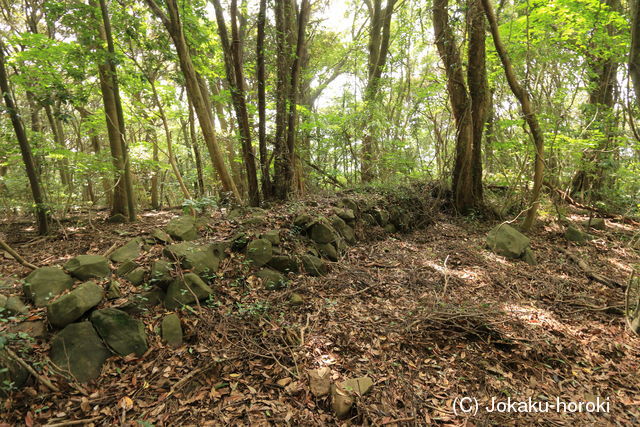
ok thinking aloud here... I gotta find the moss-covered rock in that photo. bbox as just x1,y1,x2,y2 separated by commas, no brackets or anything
151,228,173,243
91,308,148,357
268,255,300,273
310,220,338,244
164,273,214,309
163,242,220,278
330,215,356,244
246,239,273,267
109,238,142,263
165,215,198,241
0,295,28,315
150,260,173,289
293,213,313,229
23,267,74,307
116,260,138,277
0,349,29,395
161,313,182,348
261,230,281,245
47,281,104,328
316,242,338,261
64,255,110,281
50,322,110,382
125,267,146,286
256,269,287,290
486,224,530,259
565,226,593,244
301,255,327,276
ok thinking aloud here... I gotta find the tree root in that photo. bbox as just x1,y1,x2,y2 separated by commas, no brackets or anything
0,237,38,270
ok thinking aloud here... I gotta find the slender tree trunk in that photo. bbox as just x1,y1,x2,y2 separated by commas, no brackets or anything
186,113,205,197
0,38,49,234
256,0,271,198
99,0,136,221
481,0,545,232
145,0,242,202
630,0,640,100
211,0,260,206
150,127,160,209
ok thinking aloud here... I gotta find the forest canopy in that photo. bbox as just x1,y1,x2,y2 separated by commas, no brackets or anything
0,0,638,232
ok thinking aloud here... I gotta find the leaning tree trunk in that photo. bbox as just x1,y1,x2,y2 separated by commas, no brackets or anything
481,0,545,232
630,0,640,101
0,38,49,235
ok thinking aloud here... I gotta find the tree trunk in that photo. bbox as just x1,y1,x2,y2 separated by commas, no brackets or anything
211,0,260,206
256,0,271,198
0,38,49,234
145,0,242,203
630,0,640,100
481,0,545,232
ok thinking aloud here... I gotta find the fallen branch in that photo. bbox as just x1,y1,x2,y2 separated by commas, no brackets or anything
303,160,345,188
561,249,623,288
0,238,38,270
545,182,640,226
5,347,59,392
43,417,102,427
102,242,119,258
625,272,640,336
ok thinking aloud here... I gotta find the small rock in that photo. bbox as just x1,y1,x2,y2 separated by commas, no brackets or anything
372,209,390,226
161,313,182,347
362,213,377,226
308,367,331,397
106,281,122,299
150,260,173,289
109,238,142,263
316,243,338,261
0,349,29,395
523,247,538,266
330,215,356,244
293,213,314,229
383,223,396,233
334,208,355,222
486,224,530,259
268,255,299,273
50,322,110,382
165,273,214,309
163,242,220,278
565,225,593,243
256,269,287,290
151,229,173,243
23,267,74,307
47,281,104,328
125,267,146,286
338,198,358,213
331,384,354,419
289,293,304,306
585,218,606,230
246,239,273,267
339,376,373,396
8,320,46,340
301,255,327,276
310,220,338,244
116,260,138,277
261,230,281,245
91,308,148,357
2,296,28,315
165,215,198,241
107,213,127,223
64,255,111,281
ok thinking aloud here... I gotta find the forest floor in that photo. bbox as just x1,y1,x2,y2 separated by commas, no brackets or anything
1,198,639,426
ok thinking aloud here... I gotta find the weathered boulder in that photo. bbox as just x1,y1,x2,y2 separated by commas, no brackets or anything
0,295,28,315
106,281,122,299
151,228,173,244
522,247,538,266
164,242,220,278
165,215,198,241
338,198,358,213
261,230,281,245
0,349,29,395
334,208,355,222
150,260,173,289
116,260,138,277
47,281,104,328
8,320,46,340
165,273,214,309
91,308,147,357
372,209,390,226
161,313,182,348
310,221,338,244
109,238,142,263
289,293,304,306
256,269,287,290
64,255,110,281
50,322,110,382
121,286,165,314
293,213,313,229
390,208,410,232
24,267,74,307
125,267,146,286
301,255,328,276
486,224,530,259
330,215,356,244
246,239,273,267
585,218,606,230
565,226,593,244
268,255,299,273
316,243,338,262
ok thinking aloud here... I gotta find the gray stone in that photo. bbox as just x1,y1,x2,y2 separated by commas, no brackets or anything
109,238,141,263
372,209,390,226
165,273,214,309
1,296,28,315
383,223,397,233
486,224,530,259
246,239,273,267
334,208,355,222
107,213,127,223
150,260,173,289
268,255,299,273
330,215,356,244
64,255,110,281
261,230,281,245
565,226,593,244
161,313,182,348
316,243,338,261
293,213,313,229
8,320,46,340
163,242,220,278
0,349,29,395
301,255,327,276
50,322,110,382
339,376,374,396
310,221,338,244
390,208,410,232
90,308,147,357
47,281,104,328
338,198,358,213
289,293,304,306
125,267,146,286
23,267,74,307
116,260,138,277
106,281,122,299
151,228,173,243
585,218,606,230
523,247,538,266
256,269,287,290
165,215,198,241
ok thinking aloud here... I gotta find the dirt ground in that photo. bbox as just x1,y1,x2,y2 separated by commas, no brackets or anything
0,202,639,426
